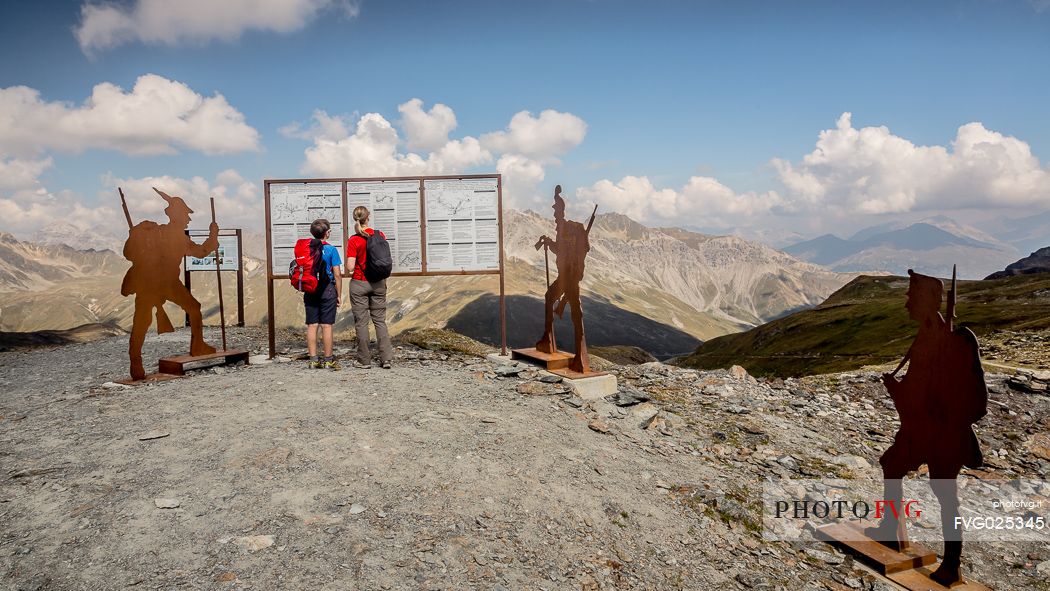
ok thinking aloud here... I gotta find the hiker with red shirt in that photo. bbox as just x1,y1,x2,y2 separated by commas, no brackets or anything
346,206,394,369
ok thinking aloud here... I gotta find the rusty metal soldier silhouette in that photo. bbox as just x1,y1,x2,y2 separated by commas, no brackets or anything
121,188,219,380
866,267,987,587
533,185,597,374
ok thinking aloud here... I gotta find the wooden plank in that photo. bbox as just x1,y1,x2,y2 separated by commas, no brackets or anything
158,349,249,376
888,566,993,591
548,367,609,380
511,347,573,370
815,521,937,575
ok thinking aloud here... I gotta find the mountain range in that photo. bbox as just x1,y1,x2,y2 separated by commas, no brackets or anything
782,216,1022,279
0,211,854,357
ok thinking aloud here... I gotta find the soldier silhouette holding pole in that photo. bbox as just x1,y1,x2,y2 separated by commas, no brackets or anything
120,188,219,380
533,185,596,374
866,267,987,587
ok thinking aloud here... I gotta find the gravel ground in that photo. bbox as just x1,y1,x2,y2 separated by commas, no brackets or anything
1,327,1047,590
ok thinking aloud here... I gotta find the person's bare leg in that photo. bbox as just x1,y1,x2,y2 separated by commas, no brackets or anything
535,279,562,353
128,301,153,379
322,324,333,358
170,284,215,355
307,323,319,358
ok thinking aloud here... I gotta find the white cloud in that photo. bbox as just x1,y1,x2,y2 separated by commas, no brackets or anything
480,109,587,161
772,112,1050,215
0,156,53,192
293,102,587,209
301,111,493,178
0,169,261,250
576,175,783,228
75,0,361,54
278,109,352,141
398,99,457,151
103,169,262,231
301,112,427,177
0,186,117,238
496,154,546,209
0,74,260,157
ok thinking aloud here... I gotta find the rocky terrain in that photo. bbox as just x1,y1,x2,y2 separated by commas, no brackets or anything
985,247,1050,280
2,328,1048,590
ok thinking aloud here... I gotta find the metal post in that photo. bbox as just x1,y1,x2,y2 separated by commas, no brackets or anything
236,229,245,327
264,182,277,359
210,198,227,352
497,175,507,356
184,264,192,327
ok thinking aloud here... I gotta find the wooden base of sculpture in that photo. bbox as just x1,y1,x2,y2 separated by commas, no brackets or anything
816,521,936,574
547,367,608,380
511,347,574,370
158,349,249,376
888,567,992,591
511,347,605,378
817,521,991,590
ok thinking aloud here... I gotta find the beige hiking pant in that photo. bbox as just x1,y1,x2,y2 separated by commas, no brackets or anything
349,278,393,364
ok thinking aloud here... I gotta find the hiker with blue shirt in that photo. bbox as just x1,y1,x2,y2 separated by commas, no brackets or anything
304,218,343,370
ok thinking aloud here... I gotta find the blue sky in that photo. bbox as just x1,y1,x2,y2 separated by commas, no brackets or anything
1,0,1049,243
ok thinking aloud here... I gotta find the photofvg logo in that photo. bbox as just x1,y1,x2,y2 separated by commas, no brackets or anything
761,478,1050,543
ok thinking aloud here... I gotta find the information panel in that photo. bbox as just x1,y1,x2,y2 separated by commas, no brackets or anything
268,182,343,275
423,178,500,272
347,180,422,273
185,231,239,271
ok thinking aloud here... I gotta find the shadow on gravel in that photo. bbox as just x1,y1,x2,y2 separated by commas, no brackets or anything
445,293,700,359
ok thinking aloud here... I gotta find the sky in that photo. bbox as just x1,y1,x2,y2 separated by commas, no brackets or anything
1,0,1049,246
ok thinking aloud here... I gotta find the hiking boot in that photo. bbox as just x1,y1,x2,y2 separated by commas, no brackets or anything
323,359,342,371
353,360,372,369
309,359,323,369
381,361,392,369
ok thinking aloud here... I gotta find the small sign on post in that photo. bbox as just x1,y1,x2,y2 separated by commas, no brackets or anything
183,228,246,327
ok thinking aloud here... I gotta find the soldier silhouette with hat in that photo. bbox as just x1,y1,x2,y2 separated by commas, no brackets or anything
866,267,987,587
533,185,596,373
121,188,219,380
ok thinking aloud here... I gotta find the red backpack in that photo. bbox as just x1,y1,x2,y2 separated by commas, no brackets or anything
289,239,326,293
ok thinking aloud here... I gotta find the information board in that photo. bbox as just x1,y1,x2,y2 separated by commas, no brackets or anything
423,178,500,272
264,174,505,358
185,231,240,271
347,180,422,273
268,182,344,274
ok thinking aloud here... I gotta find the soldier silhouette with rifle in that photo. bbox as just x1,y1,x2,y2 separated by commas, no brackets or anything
120,188,219,380
534,185,597,373
865,267,987,587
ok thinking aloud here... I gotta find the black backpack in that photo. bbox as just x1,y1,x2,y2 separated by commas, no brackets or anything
364,231,393,282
